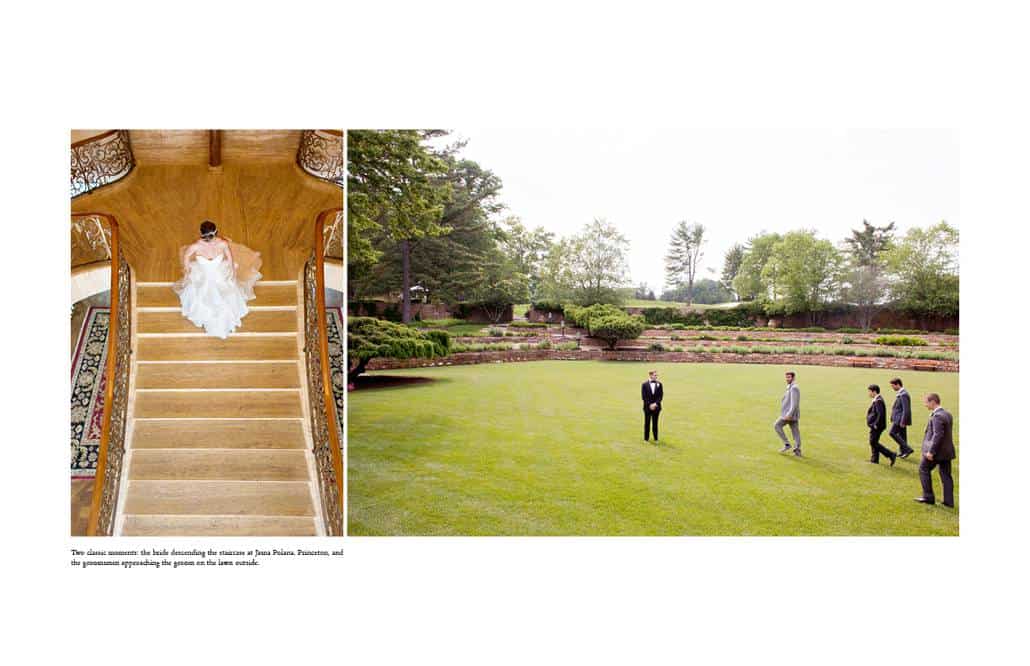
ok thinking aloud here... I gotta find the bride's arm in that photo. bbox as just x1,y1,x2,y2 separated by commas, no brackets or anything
224,241,237,278
182,244,196,272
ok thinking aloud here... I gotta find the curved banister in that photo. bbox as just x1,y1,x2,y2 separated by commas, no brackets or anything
76,213,131,536
71,130,121,149
306,207,344,533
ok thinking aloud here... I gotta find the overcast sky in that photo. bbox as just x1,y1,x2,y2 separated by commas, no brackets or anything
441,128,959,293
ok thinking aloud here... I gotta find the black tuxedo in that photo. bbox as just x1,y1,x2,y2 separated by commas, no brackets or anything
641,380,663,441
866,396,894,463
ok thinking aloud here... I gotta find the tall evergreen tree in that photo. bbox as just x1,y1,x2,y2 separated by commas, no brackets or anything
720,243,745,300
664,221,706,305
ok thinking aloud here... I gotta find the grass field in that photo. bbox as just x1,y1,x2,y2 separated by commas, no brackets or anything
348,361,959,536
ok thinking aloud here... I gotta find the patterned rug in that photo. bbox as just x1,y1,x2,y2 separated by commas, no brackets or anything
71,307,109,478
326,307,344,431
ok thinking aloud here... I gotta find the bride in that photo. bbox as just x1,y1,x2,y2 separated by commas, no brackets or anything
173,220,263,339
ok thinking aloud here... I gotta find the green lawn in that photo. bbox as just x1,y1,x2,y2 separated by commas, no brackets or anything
348,361,959,536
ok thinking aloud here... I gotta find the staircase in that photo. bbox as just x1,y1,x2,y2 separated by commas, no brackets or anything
116,280,323,536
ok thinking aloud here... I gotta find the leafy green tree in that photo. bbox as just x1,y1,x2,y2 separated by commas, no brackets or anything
720,243,745,300
351,153,507,319
498,216,554,302
347,317,450,382
346,130,452,319
732,232,782,301
459,247,531,323
590,312,646,350
884,221,959,318
664,221,707,305
661,278,734,304
567,218,630,306
841,264,886,330
762,231,844,319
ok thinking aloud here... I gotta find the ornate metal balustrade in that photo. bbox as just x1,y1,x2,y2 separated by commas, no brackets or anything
71,131,135,198
78,214,132,536
303,208,345,535
297,130,344,187
323,209,343,260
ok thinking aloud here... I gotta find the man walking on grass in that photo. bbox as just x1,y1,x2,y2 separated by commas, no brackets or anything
866,384,896,465
914,393,956,508
889,377,915,458
775,370,801,456
641,370,663,443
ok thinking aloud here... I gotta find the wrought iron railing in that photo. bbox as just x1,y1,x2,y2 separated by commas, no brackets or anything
297,130,344,187
304,208,345,535
77,214,132,536
71,131,135,198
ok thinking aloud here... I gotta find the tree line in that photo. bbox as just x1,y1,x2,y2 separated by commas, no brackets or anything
349,131,959,325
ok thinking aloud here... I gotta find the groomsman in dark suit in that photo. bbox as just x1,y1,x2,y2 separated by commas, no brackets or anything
888,377,915,458
866,384,896,465
641,370,663,442
914,393,956,508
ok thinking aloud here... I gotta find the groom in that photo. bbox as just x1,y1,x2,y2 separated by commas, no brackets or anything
641,370,663,442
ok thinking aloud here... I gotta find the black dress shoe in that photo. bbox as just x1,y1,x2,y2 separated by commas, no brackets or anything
913,497,935,505
890,454,897,467
868,459,879,464
943,502,955,508
899,450,913,459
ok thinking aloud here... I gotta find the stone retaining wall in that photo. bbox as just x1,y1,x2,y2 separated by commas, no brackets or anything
367,349,959,373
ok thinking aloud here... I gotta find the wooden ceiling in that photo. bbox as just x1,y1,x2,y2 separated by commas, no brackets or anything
122,130,305,166
71,159,341,281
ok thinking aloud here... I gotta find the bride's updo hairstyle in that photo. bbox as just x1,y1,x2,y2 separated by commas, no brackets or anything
200,220,217,240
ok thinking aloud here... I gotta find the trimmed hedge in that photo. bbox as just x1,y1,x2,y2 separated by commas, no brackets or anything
873,335,928,346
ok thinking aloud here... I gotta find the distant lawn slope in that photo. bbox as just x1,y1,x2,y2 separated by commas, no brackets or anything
348,361,959,536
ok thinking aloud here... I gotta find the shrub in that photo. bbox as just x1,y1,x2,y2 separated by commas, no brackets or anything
697,334,717,341
736,334,749,341
488,327,504,337
348,317,451,380
873,335,928,346
536,339,552,350
670,334,681,341
530,301,564,314
591,313,647,350
841,336,855,344
509,321,548,328
944,328,960,336
648,342,666,352
705,308,754,327
838,327,863,334
555,341,579,351
794,326,827,333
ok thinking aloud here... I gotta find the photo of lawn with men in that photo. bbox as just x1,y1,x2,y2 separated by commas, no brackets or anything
347,129,959,536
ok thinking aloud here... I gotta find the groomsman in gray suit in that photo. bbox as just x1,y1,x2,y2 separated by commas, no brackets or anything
774,371,802,456
888,377,915,458
914,393,956,508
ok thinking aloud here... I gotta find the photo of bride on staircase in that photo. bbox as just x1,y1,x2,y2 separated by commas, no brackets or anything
70,129,344,537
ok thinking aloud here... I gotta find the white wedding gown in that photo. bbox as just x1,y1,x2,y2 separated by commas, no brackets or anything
172,243,263,339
